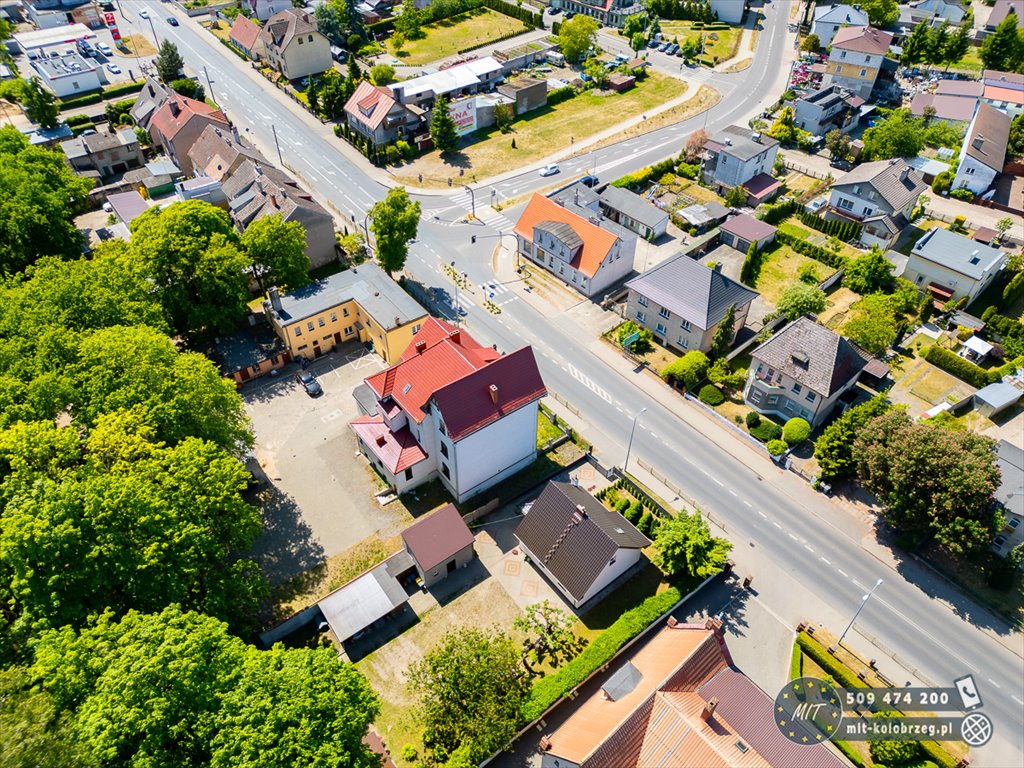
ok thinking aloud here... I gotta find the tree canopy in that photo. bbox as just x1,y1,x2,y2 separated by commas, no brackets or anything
429,94,459,154
842,293,898,355
857,0,899,26
777,282,826,321
844,247,894,295
814,395,890,480
20,77,59,129
155,40,185,82
369,186,420,276
558,15,600,62
980,12,1023,72
652,511,732,578
240,213,310,292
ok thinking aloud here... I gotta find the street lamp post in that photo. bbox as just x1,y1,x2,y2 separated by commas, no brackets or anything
462,185,475,218
362,212,372,253
146,14,160,48
624,407,648,473
450,260,461,325
838,578,884,647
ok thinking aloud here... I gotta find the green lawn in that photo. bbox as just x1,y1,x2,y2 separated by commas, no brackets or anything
777,221,813,240
389,8,528,65
658,20,743,64
754,245,837,308
947,45,984,74
396,73,690,187
537,411,563,448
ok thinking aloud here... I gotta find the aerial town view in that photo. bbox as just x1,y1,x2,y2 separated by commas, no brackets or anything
1,0,1023,765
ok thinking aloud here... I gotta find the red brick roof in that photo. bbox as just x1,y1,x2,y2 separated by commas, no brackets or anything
350,416,428,473
515,193,620,278
365,318,544,440
149,96,228,141
402,503,474,572
229,14,261,51
345,80,399,131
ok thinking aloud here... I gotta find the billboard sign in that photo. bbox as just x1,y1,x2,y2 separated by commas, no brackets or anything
448,96,476,137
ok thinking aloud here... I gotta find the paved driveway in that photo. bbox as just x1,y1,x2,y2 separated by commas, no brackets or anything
245,346,415,584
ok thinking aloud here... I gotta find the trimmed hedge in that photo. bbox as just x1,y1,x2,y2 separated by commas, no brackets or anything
65,113,95,126
796,631,867,691
775,231,848,269
832,739,868,767
783,417,811,445
749,421,782,442
612,157,677,190
758,198,800,226
1003,270,1024,306
699,384,725,406
788,642,802,681
522,587,684,721
767,439,788,456
483,0,541,27
58,79,145,111
923,345,989,387
798,210,862,243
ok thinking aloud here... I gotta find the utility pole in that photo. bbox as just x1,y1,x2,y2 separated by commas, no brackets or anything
204,66,216,106
147,14,160,48
271,123,284,165
624,408,648,473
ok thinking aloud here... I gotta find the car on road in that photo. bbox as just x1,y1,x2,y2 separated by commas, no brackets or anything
106,62,121,74
295,370,323,397
96,42,112,55
167,16,179,25
539,163,560,177
139,8,149,18
580,174,599,188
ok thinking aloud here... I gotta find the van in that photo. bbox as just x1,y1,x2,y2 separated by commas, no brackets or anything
545,50,565,66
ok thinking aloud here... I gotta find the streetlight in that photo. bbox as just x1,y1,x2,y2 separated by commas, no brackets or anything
146,13,160,48
624,407,647,473
450,260,461,325
362,212,372,249
462,185,475,218
838,578,883,647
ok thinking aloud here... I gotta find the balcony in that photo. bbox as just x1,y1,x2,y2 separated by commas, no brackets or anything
753,372,786,390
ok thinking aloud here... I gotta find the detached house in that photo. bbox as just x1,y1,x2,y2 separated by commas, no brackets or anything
625,254,758,355
905,227,1007,305
259,8,332,81
981,70,1024,119
60,126,144,178
515,193,636,298
701,125,780,200
792,85,862,137
344,80,421,149
826,159,927,249
952,102,1012,195
244,0,292,22
229,14,264,60
744,317,869,428
515,482,651,609
131,77,173,130
351,318,546,503
148,95,230,175
812,3,869,47
824,25,894,100
548,0,643,28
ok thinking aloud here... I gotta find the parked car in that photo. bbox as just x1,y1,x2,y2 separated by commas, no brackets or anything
548,6,561,13
829,158,853,171
580,174,600,187
139,8,149,18
295,371,323,397
648,39,659,48
96,42,112,55
539,163,560,177
106,62,121,74
167,16,179,25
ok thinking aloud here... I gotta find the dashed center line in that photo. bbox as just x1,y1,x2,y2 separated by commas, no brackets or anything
803,544,814,553
820,557,832,565
787,533,799,541
838,569,849,578
988,678,1001,689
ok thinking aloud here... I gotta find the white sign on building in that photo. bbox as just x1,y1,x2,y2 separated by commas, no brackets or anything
449,96,477,136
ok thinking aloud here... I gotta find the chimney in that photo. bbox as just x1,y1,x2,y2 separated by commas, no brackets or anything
972,137,984,150
899,167,909,181
449,329,461,344
414,340,426,354
701,697,719,723
375,434,387,447
270,194,278,208
169,100,181,117
574,186,579,206
489,384,499,405
268,286,283,312
713,262,722,272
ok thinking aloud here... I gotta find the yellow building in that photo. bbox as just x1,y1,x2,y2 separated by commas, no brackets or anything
263,262,428,364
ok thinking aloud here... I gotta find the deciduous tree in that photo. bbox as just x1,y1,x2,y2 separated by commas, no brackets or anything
858,0,899,27
861,108,923,159
842,293,898,354
0,666,83,768
684,128,709,161
369,186,420,275
558,15,600,63
652,511,731,578
825,128,851,162
514,600,584,676
20,76,58,128
777,282,826,321
814,394,891,480
800,33,820,51
844,247,894,294
241,213,310,291
170,77,205,101
854,409,1002,555
370,63,395,85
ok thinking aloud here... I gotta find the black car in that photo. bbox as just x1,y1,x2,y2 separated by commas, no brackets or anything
548,6,561,13
295,370,323,397
829,158,853,171
167,16,179,26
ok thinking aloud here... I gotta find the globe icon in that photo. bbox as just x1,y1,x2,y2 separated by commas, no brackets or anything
961,712,993,747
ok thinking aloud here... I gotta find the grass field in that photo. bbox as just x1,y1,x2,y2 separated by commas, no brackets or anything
947,45,984,74
658,21,743,63
817,286,860,329
754,245,837,308
389,7,529,65
395,73,690,187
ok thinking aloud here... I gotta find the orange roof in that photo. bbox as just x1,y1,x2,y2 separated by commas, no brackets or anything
985,85,1024,105
150,96,228,141
514,193,620,278
229,14,261,51
345,80,400,131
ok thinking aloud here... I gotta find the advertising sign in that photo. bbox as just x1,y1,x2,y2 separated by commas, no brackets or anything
448,96,476,137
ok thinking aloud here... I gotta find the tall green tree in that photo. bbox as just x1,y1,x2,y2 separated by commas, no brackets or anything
240,213,310,292
854,409,1002,555
777,282,826,321
31,607,382,768
314,0,345,43
825,128,851,161
369,186,420,276
408,627,527,764
20,76,58,128
128,200,249,336
0,126,93,275
170,77,205,101
941,23,970,69
155,40,185,83
0,666,83,768
981,12,1023,72
842,293,898,354
925,20,950,66
709,303,736,360
858,0,899,26
844,247,894,294
558,15,600,62
430,94,459,154
900,21,931,65
814,395,891,480
862,109,923,159
393,0,425,37
514,600,583,676
652,511,732,578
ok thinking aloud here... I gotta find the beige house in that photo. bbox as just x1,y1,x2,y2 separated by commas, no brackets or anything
259,8,332,81
148,95,230,175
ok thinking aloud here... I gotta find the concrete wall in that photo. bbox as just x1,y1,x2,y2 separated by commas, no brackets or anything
418,542,475,588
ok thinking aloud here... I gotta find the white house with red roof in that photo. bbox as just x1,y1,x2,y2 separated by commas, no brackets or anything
515,193,636,298
344,81,421,148
351,318,547,502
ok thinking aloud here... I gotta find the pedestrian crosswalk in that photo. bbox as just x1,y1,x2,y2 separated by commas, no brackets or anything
447,191,516,231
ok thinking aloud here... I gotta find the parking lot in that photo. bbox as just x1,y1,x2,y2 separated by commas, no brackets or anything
245,345,417,585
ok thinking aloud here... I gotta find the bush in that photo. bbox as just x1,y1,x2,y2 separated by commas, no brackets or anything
636,512,654,537
65,112,94,126
1003,270,1024,305
616,497,631,513
662,350,710,390
949,188,974,201
783,417,811,446
759,199,801,226
767,439,788,456
616,320,653,353
869,717,921,766
522,587,683,721
749,421,782,442
625,501,643,525
402,744,418,761
923,345,990,388
745,411,761,428
698,384,725,406
931,170,952,195
795,632,867,691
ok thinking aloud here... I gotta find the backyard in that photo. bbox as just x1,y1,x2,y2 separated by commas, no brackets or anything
387,7,529,65
886,331,977,417
658,20,743,63
753,243,838,308
817,287,861,330
393,73,691,186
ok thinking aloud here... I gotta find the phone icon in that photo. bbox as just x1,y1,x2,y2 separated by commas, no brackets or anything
955,675,983,711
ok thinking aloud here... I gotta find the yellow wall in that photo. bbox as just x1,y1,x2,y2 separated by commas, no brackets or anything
827,63,878,83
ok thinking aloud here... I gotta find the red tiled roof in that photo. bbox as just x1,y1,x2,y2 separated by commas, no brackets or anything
831,25,893,55
345,80,398,131
350,415,428,473
229,14,261,50
402,503,474,572
984,84,1024,105
515,193,620,278
149,96,228,141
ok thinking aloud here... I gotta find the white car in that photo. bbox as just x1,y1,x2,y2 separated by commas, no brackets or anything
96,42,113,55
107,63,121,74
139,9,150,18
538,163,560,177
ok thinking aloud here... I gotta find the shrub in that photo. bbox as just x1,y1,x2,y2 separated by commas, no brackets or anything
522,587,683,721
749,421,782,442
949,188,974,201
662,350,709,390
869,716,921,765
616,497,631,513
1003,270,1024,305
616,320,653,353
931,170,952,194
698,384,725,406
402,744,419,761
795,632,867,691
783,417,811,446
797,262,819,284
625,501,643,524
923,345,990,388
767,439,788,456
745,411,762,428
65,112,94,126
636,512,655,537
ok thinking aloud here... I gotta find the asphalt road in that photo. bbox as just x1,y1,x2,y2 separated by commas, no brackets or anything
121,2,1024,763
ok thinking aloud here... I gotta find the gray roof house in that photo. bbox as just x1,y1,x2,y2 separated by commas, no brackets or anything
626,254,758,355
719,213,777,252
701,125,780,196
744,317,870,427
904,227,1007,304
992,440,1024,557
130,77,173,130
826,159,927,249
597,185,670,240
975,381,1022,419
515,481,651,609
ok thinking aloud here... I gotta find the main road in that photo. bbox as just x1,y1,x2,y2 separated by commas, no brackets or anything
120,2,1022,763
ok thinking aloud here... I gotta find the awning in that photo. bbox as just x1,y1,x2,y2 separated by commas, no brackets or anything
964,336,994,357
927,283,954,299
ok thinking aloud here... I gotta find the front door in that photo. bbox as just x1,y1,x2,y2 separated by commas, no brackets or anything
334,332,342,344
446,559,457,574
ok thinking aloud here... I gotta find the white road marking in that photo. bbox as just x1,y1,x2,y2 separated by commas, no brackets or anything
988,678,1001,689
773,521,782,529
804,544,814,553
787,533,799,541
820,557,832,565
838,569,849,578
743,500,753,507
1012,695,1023,705
758,511,767,519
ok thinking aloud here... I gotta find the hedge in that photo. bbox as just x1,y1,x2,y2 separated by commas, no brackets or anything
788,642,802,681
775,231,848,270
58,79,145,111
65,113,94,126
749,421,782,443
758,198,800,226
522,587,684,721
699,384,725,406
70,122,97,135
458,26,532,54
483,0,541,27
921,347,1024,389
832,739,868,768
612,157,677,190
1003,270,1024,306
798,210,862,243
796,631,867,691
986,312,1024,340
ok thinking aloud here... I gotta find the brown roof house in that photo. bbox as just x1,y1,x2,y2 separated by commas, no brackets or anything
743,317,870,428
515,482,651,609
60,126,144,179
148,95,230,175
259,8,332,81
952,102,1012,196
401,504,475,587
130,77,173,130
718,213,777,253
229,14,264,60
187,124,267,183
538,619,847,768
344,80,421,149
